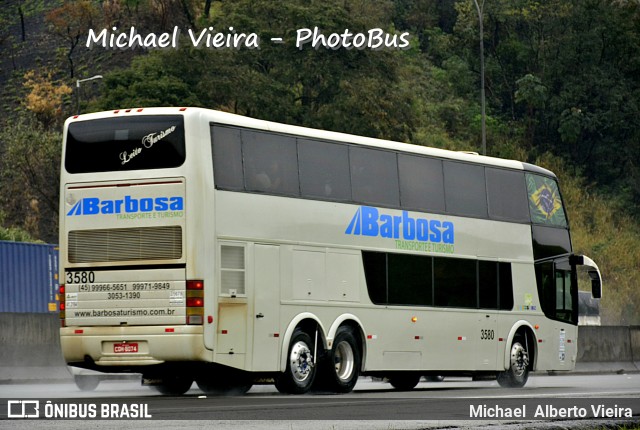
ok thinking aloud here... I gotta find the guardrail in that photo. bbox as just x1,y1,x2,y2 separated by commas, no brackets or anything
0,313,70,382
575,325,640,374
0,313,638,382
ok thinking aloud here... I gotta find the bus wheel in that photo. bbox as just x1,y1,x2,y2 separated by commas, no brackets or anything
497,336,530,388
388,373,421,391
425,375,444,382
74,375,100,391
326,327,361,393
152,376,193,395
275,330,317,394
196,377,253,396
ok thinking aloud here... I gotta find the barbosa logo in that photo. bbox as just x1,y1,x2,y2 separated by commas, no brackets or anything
346,206,454,243
67,195,184,216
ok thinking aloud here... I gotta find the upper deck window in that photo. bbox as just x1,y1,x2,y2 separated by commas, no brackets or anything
211,124,538,225
443,161,488,218
65,115,186,173
486,168,530,222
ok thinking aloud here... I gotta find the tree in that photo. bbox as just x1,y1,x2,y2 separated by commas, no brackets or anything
46,1,99,78
23,69,73,128
95,0,434,143
0,116,61,243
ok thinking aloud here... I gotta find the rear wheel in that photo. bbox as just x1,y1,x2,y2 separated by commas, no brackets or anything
325,327,361,393
152,376,193,395
497,336,530,388
196,378,252,396
196,370,253,396
275,330,317,394
388,373,421,391
425,375,444,382
74,375,100,391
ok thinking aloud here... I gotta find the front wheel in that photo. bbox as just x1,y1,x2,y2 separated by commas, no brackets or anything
275,330,317,394
497,336,530,388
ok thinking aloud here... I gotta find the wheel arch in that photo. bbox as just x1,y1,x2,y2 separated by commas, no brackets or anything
280,313,327,372
503,321,538,371
327,314,367,371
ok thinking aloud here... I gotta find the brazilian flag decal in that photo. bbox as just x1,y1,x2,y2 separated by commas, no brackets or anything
526,174,567,227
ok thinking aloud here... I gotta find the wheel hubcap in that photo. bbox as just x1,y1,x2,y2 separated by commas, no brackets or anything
510,342,529,377
289,341,313,382
334,341,355,381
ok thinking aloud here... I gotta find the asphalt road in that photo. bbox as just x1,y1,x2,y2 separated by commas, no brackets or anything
1,373,639,429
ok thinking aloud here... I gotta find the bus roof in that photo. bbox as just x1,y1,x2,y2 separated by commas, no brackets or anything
67,107,556,178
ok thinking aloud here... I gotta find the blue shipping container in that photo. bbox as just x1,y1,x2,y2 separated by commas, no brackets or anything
0,241,59,313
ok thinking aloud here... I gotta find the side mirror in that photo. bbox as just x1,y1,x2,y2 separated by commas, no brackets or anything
588,270,602,299
571,255,602,299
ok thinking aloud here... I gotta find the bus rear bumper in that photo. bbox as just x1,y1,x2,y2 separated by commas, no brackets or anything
60,326,211,368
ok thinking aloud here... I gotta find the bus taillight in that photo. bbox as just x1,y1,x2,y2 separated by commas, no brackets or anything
186,280,204,325
59,285,66,327
187,280,203,290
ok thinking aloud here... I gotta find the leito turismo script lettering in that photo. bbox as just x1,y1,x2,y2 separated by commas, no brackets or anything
86,26,411,50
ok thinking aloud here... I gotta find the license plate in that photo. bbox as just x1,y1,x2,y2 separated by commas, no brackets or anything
114,343,138,353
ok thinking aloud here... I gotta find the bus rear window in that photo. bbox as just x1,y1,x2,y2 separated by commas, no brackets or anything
65,115,186,173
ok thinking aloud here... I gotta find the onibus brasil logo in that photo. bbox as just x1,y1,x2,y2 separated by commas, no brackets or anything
67,195,184,220
346,206,455,253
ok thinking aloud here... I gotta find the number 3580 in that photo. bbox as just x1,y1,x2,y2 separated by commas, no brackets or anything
66,271,95,284
480,329,495,340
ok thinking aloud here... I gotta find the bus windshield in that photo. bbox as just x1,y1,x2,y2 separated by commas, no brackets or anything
65,115,186,173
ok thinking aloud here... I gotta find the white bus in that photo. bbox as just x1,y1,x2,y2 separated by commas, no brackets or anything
59,107,602,395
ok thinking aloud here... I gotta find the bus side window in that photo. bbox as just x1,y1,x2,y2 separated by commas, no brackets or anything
498,263,514,310
350,147,399,207
479,261,498,309
486,168,529,223
242,130,299,196
298,139,351,201
443,161,488,219
433,257,476,309
211,126,244,190
398,154,445,213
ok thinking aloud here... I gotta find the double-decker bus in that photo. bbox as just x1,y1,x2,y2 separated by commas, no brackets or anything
59,107,602,395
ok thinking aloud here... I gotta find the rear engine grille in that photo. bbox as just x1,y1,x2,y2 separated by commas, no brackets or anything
68,226,182,263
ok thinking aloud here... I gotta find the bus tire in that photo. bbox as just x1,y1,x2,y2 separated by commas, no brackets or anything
497,336,530,388
425,375,444,382
326,327,361,393
196,375,253,396
275,329,317,394
388,373,421,391
74,375,100,391
152,376,193,395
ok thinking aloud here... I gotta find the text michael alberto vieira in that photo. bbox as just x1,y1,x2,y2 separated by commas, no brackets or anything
86,26,411,50
470,403,633,419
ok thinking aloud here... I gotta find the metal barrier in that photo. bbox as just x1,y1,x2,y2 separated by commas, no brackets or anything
0,314,638,382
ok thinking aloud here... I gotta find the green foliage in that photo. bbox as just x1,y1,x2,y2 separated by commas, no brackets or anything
94,0,430,143
0,114,61,244
2,0,640,323
0,211,40,242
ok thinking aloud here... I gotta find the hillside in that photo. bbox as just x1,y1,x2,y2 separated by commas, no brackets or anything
0,0,638,324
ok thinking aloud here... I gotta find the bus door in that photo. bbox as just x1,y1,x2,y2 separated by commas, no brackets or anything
534,256,578,368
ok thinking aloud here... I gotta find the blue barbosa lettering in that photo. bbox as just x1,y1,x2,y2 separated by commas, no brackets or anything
67,196,183,216
346,206,454,243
